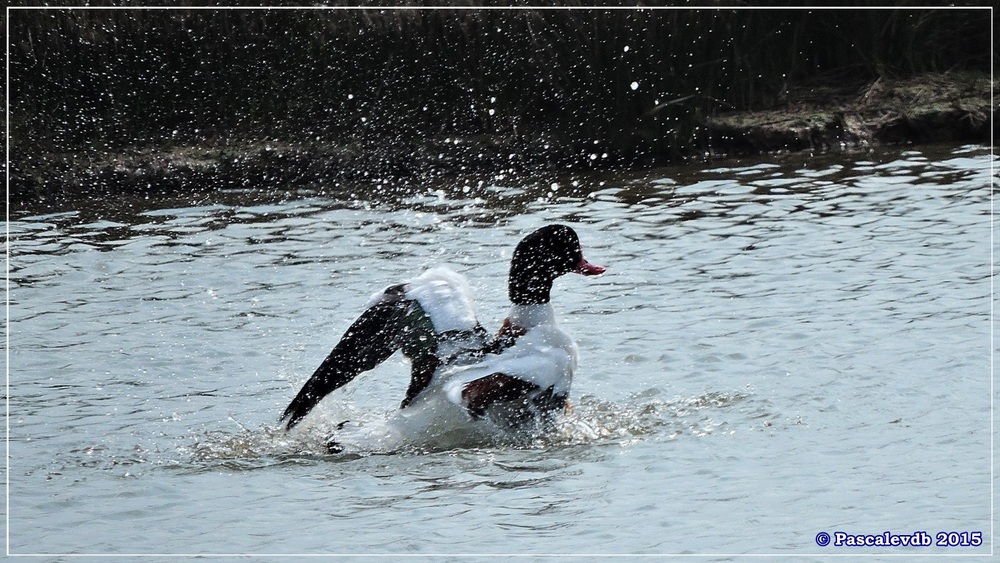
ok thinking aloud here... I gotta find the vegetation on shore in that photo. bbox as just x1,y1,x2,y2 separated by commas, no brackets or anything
705,71,992,156
7,5,993,202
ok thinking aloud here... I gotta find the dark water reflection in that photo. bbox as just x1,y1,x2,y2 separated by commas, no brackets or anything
6,144,993,556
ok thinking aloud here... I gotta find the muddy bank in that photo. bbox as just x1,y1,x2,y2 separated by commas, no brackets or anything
9,8,992,207
10,71,993,207
10,134,579,205
702,72,993,156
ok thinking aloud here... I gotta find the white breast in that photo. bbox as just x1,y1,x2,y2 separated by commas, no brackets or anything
441,304,578,405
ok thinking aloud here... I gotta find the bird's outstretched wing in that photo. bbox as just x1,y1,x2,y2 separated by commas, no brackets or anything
279,288,439,430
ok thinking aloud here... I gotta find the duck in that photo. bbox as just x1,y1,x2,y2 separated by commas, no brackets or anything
279,224,606,441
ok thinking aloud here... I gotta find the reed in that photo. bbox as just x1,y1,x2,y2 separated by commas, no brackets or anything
8,5,992,174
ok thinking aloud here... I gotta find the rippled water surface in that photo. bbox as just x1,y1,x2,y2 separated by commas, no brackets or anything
7,144,994,558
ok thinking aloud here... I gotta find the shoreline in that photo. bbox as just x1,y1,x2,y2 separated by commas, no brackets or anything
10,71,993,207
702,72,992,156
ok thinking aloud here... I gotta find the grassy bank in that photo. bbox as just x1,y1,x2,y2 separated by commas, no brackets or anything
704,71,993,156
8,5,993,202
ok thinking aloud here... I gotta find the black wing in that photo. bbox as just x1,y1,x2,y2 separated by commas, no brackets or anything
279,290,439,430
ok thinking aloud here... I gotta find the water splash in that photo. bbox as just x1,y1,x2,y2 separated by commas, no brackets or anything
184,388,757,467
549,389,753,447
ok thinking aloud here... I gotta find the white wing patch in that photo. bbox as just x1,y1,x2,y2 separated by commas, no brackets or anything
368,266,479,333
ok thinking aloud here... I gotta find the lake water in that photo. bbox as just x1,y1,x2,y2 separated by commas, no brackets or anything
6,144,994,559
